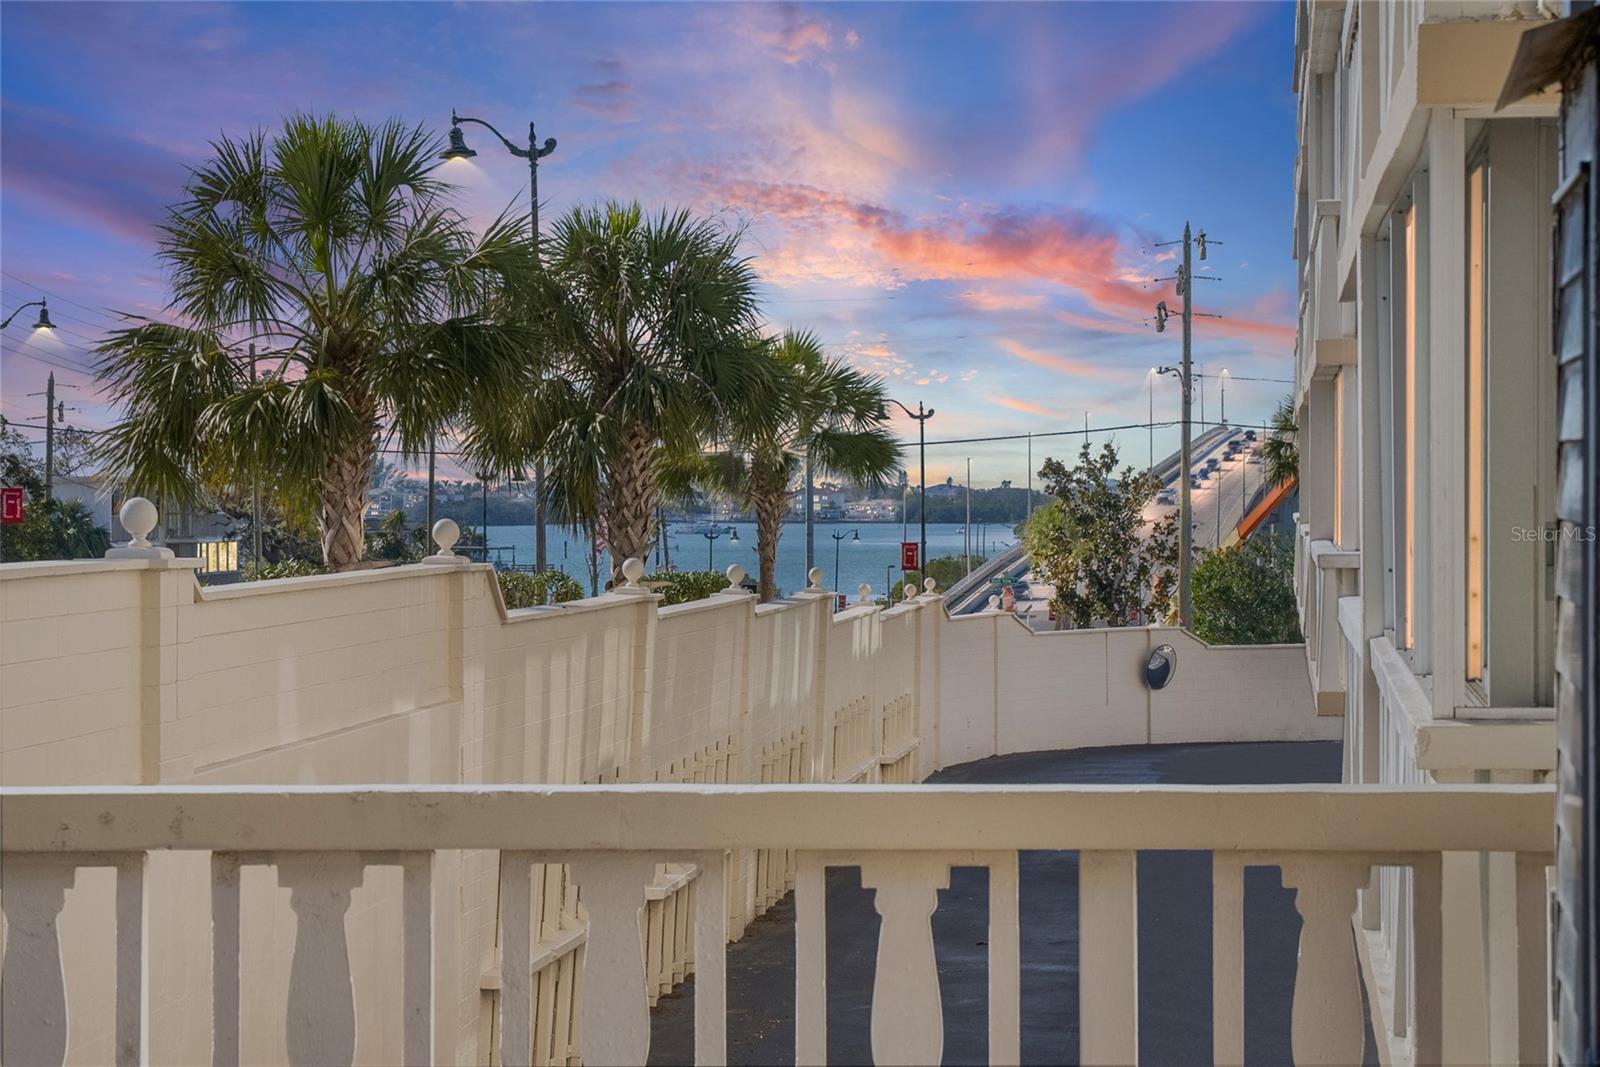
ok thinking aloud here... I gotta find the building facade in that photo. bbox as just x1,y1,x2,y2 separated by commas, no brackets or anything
1294,0,1595,1060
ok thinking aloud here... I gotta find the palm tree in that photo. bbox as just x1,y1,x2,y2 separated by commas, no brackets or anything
1262,395,1299,487
472,202,765,576
95,115,540,570
689,331,900,601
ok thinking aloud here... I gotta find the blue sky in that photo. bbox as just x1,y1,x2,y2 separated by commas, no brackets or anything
0,1,1297,485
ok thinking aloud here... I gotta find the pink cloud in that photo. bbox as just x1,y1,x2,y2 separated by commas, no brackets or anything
996,339,1124,383
988,393,1064,419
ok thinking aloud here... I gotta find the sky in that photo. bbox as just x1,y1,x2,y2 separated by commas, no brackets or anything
0,1,1297,488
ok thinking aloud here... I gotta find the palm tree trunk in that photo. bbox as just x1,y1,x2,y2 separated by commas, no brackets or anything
751,466,787,602
319,436,375,571
605,422,658,578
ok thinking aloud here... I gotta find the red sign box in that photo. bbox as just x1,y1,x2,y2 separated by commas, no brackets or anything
900,540,919,571
1,486,24,525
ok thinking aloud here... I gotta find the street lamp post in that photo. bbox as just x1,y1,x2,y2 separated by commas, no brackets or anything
882,399,934,584
964,458,973,576
701,524,737,571
442,108,556,571
832,528,859,591
1219,368,1229,425
1158,364,1192,624
1148,367,1156,472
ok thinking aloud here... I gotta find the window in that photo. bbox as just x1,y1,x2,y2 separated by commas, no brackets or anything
1402,200,1418,650
198,539,238,574
1466,157,1487,683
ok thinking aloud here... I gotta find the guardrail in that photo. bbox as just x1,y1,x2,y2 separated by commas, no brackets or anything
0,783,1553,1067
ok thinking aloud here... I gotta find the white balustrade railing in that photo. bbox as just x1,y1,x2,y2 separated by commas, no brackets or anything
1304,540,1360,716
0,783,1553,1067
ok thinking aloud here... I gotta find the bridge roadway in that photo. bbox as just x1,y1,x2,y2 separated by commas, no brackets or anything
648,739,1377,1066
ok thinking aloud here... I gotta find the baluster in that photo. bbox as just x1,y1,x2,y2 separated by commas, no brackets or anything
115,855,147,1067
694,852,728,1067
277,854,365,1067
1514,854,1551,1065
794,853,828,1066
859,855,950,1066
988,853,1021,1067
1280,857,1369,1066
212,853,242,1067
569,855,657,1066
1080,851,1138,1065
1212,854,1244,1067
401,853,433,1067
1411,856,1443,1065
499,851,534,1067
0,856,76,1067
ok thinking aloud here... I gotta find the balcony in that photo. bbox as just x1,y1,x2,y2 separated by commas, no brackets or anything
0,547,1551,1065
0,783,1554,1066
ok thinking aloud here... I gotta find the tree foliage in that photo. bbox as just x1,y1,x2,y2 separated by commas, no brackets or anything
94,114,542,571
1021,442,1176,629
0,420,111,562
466,202,768,579
1191,535,1301,645
1262,396,1299,487
678,330,900,601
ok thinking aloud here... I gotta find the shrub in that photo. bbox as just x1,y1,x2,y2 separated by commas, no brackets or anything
1191,535,1301,645
498,569,585,608
643,570,729,605
240,559,324,582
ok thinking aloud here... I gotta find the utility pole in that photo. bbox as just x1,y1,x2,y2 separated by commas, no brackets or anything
1026,432,1033,520
27,373,73,502
250,345,262,575
426,437,436,537
43,373,55,501
1152,222,1222,628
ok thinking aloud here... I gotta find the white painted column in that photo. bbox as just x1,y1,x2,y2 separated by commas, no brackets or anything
1079,850,1138,1065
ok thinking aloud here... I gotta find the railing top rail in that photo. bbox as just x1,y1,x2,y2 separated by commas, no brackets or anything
0,784,1554,855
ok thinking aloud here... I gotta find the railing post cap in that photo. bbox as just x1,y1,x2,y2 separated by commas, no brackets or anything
723,563,747,591
923,577,938,593
430,518,460,556
987,594,1002,612
105,496,174,559
619,557,646,590
857,582,872,604
807,566,825,590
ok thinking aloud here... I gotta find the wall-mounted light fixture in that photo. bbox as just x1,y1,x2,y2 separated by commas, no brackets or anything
1144,644,1177,690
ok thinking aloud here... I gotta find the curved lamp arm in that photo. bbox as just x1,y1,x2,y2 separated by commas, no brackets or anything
0,300,44,330
452,110,556,161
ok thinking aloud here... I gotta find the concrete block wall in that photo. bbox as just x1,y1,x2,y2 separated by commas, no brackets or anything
0,558,1335,1064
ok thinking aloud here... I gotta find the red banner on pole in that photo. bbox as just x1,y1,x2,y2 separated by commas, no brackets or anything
900,540,919,571
1,486,24,525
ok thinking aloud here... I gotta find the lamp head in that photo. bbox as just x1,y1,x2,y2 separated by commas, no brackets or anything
440,124,477,161
33,301,54,331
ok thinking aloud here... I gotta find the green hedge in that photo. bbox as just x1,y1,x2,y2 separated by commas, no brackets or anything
643,570,729,605
498,569,585,608
239,559,325,581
